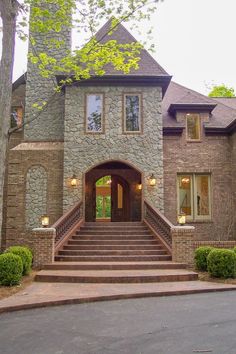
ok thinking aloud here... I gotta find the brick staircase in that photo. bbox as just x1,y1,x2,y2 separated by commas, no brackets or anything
36,222,198,283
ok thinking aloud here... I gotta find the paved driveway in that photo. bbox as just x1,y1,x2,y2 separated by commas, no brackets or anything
0,291,236,354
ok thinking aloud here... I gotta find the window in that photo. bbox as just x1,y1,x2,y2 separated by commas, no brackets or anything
124,94,142,132
186,113,200,141
178,174,211,220
86,94,104,133
11,107,23,128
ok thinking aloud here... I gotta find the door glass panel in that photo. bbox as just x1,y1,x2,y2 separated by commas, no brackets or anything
96,175,111,220
196,175,210,216
178,176,192,216
117,183,123,209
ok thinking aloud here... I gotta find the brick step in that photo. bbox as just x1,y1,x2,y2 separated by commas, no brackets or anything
55,255,172,262
35,269,198,284
63,245,163,251
72,235,155,240
43,261,187,271
80,226,149,231
58,250,168,256
67,240,160,245
84,222,143,226
77,230,151,235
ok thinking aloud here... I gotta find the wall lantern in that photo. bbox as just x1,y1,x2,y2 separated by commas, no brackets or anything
148,173,157,187
178,211,186,226
137,183,142,190
41,215,49,228
70,174,78,187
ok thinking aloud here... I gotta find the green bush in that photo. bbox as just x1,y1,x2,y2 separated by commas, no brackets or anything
207,249,236,278
6,246,33,275
194,246,214,271
0,253,23,286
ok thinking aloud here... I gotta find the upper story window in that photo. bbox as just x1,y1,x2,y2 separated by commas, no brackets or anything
178,174,211,221
124,94,142,133
11,106,23,128
86,94,104,133
186,113,200,141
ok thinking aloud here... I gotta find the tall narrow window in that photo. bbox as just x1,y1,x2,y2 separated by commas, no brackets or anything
11,107,23,128
86,94,103,133
186,113,200,141
178,174,211,221
124,94,141,132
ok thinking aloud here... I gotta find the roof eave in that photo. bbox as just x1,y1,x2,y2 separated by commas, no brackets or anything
168,103,217,115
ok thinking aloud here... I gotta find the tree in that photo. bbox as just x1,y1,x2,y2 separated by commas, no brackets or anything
208,84,235,97
0,0,161,247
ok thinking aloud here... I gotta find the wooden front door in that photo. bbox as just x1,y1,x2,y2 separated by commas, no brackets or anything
111,175,130,222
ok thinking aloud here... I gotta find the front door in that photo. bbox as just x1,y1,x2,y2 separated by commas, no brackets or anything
111,175,129,222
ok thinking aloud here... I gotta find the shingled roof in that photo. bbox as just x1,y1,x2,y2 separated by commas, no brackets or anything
163,81,236,131
95,18,169,77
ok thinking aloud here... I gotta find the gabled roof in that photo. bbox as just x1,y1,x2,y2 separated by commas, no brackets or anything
163,81,236,132
212,97,236,110
95,18,169,77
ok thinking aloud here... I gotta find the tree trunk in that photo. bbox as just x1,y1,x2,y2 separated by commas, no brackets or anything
0,0,18,248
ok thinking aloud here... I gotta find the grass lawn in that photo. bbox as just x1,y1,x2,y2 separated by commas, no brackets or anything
0,271,37,300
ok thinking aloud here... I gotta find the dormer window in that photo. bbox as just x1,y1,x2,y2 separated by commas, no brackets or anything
186,113,200,141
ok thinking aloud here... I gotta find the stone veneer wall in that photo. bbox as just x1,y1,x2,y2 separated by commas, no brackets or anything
25,166,47,229
23,7,71,141
4,143,64,248
163,121,235,240
63,86,164,213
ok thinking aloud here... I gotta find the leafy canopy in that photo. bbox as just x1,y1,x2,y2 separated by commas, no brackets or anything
208,84,235,97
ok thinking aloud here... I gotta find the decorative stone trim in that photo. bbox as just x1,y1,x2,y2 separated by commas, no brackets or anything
32,228,55,268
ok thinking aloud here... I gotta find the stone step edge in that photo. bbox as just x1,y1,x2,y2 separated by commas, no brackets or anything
1,284,236,314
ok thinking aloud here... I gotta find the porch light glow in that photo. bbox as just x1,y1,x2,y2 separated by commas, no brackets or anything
149,174,156,187
178,211,186,226
106,178,112,185
137,183,142,190
181,177,190,184
70,174,78,187
41,215,49,228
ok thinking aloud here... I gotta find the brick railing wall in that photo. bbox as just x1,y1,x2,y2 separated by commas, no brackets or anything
32,228,55,268
171,226,195,266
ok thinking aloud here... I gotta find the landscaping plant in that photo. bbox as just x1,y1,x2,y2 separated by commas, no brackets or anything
194,246,214,271
207,249,236,278
0,253,23,286
6,246,33,275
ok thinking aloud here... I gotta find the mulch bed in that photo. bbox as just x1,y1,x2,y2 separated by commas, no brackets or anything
0,271,37,300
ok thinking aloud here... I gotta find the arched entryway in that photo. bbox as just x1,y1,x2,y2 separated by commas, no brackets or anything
85,161,142,222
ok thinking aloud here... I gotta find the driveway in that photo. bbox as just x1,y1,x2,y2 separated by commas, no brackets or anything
0,291,236,354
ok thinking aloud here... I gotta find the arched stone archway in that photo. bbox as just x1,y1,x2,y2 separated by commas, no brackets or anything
85,161,142,222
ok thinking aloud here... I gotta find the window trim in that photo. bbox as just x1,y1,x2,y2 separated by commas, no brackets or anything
186,113,201,142
123,93,143,134
177,173,212,221
85,93,105,134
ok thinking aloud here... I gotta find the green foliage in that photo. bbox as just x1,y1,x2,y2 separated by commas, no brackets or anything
6,246,33,276
194,246,214,271
0,253,23,286
207,249,236,278
208,84,235,97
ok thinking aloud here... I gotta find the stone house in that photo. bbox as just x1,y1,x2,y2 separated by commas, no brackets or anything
2,19,236,259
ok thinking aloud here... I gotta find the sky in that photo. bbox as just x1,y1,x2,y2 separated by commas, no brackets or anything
2,0,236,96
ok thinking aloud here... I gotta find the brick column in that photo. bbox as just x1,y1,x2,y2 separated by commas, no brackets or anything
32,228,56,268
171,226,195,267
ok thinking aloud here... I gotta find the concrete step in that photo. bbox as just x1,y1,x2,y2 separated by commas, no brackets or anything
58,250,168,256
35,269,198,284
43,261,187,271
63,245,163,251
72,235,155,240
84,222,143,226
77,231,152,235
54,255,172,262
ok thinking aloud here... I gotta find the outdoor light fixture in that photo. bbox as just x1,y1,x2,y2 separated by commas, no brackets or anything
149,174,157,187
178,211,186,226
106,178,112,185
41,215,49,228
70,174,78,187
137,183,142,190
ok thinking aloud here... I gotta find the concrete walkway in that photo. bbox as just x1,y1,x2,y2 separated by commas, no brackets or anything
0,280,236,314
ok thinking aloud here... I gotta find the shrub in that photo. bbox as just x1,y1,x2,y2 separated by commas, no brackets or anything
0,253,23,286
6,246,33,275
207,249,236,278
194,246,214,271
